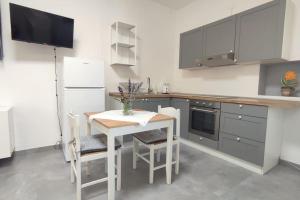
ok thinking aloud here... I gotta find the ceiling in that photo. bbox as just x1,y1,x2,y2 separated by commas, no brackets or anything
150,0,196,9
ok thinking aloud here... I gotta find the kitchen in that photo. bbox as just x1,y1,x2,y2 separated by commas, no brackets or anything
1,0,300,200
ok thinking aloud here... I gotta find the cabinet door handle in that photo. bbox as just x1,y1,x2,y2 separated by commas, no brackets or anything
236,137,241,142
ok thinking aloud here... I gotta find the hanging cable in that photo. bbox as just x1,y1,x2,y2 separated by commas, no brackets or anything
54,47,63,149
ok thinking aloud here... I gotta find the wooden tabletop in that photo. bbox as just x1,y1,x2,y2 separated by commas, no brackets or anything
85,112,174,129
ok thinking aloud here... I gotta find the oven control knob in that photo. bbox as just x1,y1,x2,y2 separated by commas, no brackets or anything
238,115,242,119
239,104,243,108
199,137,203,141
209,103,213,106
236,137,241,142
202,102,206,105
196,101,199,104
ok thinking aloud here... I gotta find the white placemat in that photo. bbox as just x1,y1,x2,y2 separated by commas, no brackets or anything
89,110,157,126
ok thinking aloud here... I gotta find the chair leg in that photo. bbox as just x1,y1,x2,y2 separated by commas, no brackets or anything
105,158,108,174
175,143,180,175
117,149,122,191
76,154,82,200
133,138,139,169
86,161,91,176
149,145,155,184
70,150,75,183
156,149,161,163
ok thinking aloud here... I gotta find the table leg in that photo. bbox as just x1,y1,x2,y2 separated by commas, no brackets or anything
107,134,116,200
166,122,173,184
86,120,92,136
86,119,92,176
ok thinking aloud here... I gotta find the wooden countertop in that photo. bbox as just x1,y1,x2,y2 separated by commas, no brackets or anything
109,92,300,108
85,112,174,129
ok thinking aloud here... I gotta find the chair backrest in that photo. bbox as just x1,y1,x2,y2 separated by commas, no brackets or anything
158,105,180,138
68,113,81,151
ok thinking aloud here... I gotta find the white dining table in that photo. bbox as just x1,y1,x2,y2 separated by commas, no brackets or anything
85,112,174,200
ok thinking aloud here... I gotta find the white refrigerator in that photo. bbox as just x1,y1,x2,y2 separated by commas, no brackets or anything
59,57,105,161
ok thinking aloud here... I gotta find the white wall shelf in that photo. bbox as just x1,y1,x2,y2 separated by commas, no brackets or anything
111,21,137,67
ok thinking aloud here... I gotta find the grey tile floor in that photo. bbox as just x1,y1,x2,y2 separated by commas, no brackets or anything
1,144,300,200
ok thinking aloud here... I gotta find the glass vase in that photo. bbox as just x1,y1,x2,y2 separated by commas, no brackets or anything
122,101,133,116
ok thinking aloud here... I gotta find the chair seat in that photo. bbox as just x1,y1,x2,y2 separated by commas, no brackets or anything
133,130,176,145
80,134,121,155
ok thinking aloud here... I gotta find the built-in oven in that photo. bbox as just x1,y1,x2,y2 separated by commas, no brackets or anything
189,100,221,141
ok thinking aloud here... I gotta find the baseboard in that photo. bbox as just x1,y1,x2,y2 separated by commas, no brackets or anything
280,159,300,169
15,145,59,156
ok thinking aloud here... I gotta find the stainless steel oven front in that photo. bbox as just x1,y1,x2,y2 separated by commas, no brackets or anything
189,100,221,141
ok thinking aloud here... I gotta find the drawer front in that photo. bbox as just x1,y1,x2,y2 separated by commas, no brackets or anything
188,133,218,150
220,112,267,142
219,133,265,166
221,103,268,118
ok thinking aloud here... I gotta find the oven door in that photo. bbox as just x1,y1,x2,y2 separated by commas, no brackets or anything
189,106,220,141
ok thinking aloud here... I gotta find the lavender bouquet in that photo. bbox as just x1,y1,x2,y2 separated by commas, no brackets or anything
117,79,143,115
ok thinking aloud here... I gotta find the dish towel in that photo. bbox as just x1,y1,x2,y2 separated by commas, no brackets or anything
89,110,157,126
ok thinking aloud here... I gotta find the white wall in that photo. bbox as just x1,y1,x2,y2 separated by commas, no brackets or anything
170,0,300,164
0,0,175,151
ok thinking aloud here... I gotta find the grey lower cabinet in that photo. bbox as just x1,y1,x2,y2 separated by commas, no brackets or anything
189,133,218,150
179,27,203,69
219,133,265,166
133,98,170,112
219,103,268,166
170,98,190,139
220,113,267,143
203,15,236,58
235,0,289,63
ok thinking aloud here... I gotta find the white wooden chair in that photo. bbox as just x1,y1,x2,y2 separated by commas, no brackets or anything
132,106,180,184
68,113,122,200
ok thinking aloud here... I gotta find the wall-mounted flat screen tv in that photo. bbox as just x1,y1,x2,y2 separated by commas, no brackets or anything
10,3,74,48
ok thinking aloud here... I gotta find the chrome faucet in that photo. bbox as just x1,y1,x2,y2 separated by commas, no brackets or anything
147,77,153,94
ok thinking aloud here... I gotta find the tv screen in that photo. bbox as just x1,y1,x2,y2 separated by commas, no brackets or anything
10,3,74,48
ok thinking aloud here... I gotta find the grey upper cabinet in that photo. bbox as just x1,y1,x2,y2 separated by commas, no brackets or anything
235,0,289,63
179,0,291,67
179,28,204,69
203,16,236,58
171,98,190,139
